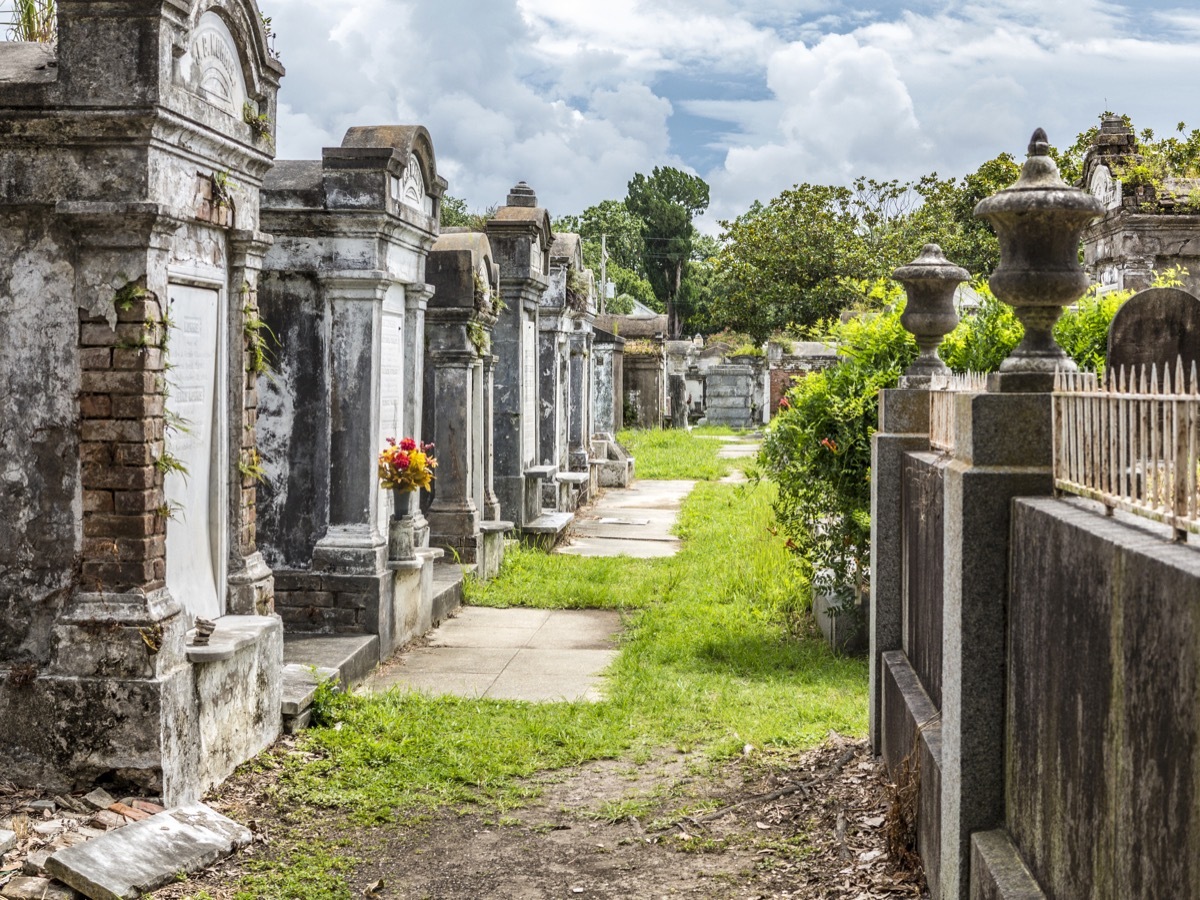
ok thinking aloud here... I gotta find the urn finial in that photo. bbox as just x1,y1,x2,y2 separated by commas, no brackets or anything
974,127,1104,389
892,244,968,386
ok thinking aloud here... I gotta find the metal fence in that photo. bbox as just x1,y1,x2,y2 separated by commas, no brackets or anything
929,372,987,455
1054,361,1200,540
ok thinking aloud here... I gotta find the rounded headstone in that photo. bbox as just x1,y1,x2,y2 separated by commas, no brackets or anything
1106,287,1200,378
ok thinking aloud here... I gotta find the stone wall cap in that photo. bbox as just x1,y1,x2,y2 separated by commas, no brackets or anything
479,520,515,534
263,159,323,195
592,326,626,346
185,615,280,663
0,42,57,85
432,230,494,258
550,232,582,263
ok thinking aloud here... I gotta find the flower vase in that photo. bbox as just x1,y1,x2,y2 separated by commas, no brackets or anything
389,488,416,561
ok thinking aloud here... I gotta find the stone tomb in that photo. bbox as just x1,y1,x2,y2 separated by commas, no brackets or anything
486,184,572,541
1106,286,1200,378
538,233,598,512
0,0,284,804
423,231,513,578
257,125,448,661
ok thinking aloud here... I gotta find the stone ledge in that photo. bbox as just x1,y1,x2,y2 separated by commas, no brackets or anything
557,472,589,485
524,464,558,479
184,615,280,664
969,830,1047,900
479,520,515,534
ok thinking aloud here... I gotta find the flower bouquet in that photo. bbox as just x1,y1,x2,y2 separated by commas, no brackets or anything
379,437,436,562
379,437,437,494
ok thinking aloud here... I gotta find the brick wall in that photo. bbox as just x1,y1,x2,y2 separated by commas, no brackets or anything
78,290,167,594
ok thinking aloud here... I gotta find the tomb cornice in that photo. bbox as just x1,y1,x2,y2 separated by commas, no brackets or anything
315,268,392,300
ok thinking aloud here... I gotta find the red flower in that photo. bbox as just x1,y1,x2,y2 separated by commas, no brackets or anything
399,437,417,451
396,451,411,469
820,437,838,453
778,397,791,410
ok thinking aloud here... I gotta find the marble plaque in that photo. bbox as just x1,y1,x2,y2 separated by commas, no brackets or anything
379,290,405,528
522,318,537,462
187,11,247,116
164,285,226,619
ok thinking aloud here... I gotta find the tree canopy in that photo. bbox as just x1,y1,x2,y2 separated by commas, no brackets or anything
624,167,711,337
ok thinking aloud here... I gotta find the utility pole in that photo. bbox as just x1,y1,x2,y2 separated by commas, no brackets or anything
600,233,608,315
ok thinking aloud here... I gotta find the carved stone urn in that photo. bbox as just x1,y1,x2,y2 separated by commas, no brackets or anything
974,128,1104,382
893,243,968,385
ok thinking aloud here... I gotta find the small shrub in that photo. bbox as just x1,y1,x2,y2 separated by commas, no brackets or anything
760,306,916,624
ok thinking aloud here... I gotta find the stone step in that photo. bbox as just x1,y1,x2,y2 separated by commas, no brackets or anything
431,561,467,624
279,633,379,731
521,511,574,550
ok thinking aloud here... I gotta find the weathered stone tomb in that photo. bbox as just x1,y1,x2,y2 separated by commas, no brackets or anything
0,0,285,804
485,184,572,541
423,230,513,578
256,125,449,660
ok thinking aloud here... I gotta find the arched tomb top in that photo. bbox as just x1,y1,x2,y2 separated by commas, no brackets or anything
179,1,284,113
340,125,446,215
1089,164,1122,211
551,233,583,269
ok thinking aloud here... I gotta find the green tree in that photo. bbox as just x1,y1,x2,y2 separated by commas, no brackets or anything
911,153,1021,276
440,194,495,231
624,167,710,338
554,200,656,312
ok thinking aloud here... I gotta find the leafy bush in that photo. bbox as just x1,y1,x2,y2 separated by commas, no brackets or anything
760,307,916,621
938,282,1022,373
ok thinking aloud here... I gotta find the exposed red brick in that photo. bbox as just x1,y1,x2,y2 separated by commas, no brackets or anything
113,347,165,371
81,463,157,491
79,395,113,419
79,442,113,465
82,490,114,513
111,394,164,420
113,489,162,514
80,370,159,395
83,513,157,539
79,348,112,370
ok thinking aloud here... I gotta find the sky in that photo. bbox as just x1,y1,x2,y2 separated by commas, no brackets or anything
267,0,1200,231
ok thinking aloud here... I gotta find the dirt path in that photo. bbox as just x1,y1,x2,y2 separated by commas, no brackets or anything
155,735,925,900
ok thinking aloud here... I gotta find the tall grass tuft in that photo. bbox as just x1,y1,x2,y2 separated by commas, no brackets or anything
9,0,56,42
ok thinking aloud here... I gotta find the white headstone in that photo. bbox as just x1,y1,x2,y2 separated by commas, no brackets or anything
164,285,227,619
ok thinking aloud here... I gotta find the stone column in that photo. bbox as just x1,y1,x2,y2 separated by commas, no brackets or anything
482,352,502,521
937,391,1053,900
405,282,434,547
568,333,589,468
425,343,480,558
312,272,389,574
226,230,274,615
868,387,931,755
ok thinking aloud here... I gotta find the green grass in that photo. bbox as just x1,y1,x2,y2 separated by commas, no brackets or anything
616,425,746,480
246,448,866,895
279,482,864,825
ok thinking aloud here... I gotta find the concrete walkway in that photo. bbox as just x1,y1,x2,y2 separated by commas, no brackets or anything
363,478,696,702
556,478,695,559
363,607,622,702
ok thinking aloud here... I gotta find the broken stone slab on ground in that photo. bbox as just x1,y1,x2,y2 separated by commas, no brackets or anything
1,875,81,900
0,827,14,854
44,804,250,900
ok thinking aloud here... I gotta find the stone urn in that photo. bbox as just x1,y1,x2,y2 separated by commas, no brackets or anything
893,243,968,385
389,488,417,561
974,128,1104,379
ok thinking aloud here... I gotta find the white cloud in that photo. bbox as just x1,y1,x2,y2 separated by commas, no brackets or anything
266,0,1200,228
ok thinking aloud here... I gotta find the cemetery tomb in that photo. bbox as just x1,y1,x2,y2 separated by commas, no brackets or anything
257,125,451,668
0,0,284,805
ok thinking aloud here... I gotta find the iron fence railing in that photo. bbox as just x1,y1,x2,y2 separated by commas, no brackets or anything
1054,360,1200,540
928,372,986,455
